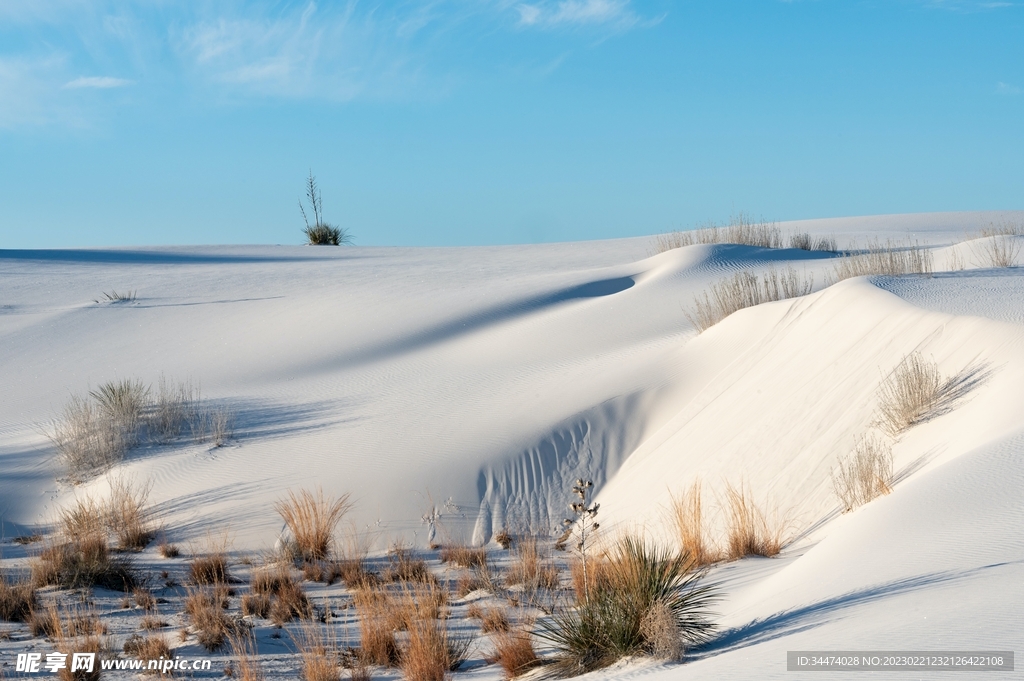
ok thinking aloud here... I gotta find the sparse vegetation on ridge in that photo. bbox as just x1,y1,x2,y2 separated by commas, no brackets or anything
686,266,815,333
654,214,783,252
876,352,967,436
723,482,788,560
831,239,933,282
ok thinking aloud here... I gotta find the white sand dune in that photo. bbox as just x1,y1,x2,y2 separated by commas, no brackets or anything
2,209,1023,678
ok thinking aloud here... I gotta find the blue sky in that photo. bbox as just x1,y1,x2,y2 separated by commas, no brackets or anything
0,1,1022,248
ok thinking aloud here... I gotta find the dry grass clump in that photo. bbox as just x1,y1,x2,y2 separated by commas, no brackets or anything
668,480,721,568
48,396,130,481
123,632,173,661
106,477,154,550
439,545,487,569
538,536,717,676
276,488,353,562
0,572,36,622
876,352,956,436
158,539,180,559
832,434,893,512
331,560,379,589
134,587,156,611
29,603,106,640
723,483,787,560
384,546,433,584
491,628,540,679
831,239,933,282
189,537,231,584
228,629,266,681
140,615,169,630
250,565,311,624
470,605,510,633
569,558,611,604
353,587,400,667
32,535,138,592
686,266,814,333
185,586,245,651
241,593,271,618
506,537,560,591
401,617,472,681
493,530,513,550
789,232,837,252
654,214,783,253
294,622,341,681
973,234,1021,268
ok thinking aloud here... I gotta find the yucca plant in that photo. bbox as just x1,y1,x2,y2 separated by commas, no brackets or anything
300,171,353,246
536,536,717,676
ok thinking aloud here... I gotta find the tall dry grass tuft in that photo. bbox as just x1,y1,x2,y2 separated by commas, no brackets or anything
106,476,154,550
876,352,950,435
353,587,399,667
123,633,173,673
32,535,138,592
438,545,486,569
48,396,129,481
506,537,560,592
654,214,783,253
276,488,353,562
972,229,1022,268
832,434,893,512
831,239,933,282
185,586,244,652
687,266,815,332
723,483,787,560
398,586,473,681
668,480,720,567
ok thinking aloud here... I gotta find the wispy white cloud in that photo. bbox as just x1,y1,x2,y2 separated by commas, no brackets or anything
64,75,133,88
996,81,1021,95
515,0,641,28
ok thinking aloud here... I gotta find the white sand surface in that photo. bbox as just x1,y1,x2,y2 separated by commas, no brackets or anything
2,209,1022,679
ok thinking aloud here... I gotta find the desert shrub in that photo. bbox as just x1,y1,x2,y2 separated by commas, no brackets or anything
0,573,35,622
876,352,961,435
330,559,378,589
491,628,540,679
831,239,933,282
276,488,353,562
439,545,486,569
300,171,353,246
189,553,230,585
57,497,105,540
537,536,717,676
32,535,138,591
654,214,782,253
90,378,148,443
686,266,815,333
723,483,787,560
789,232,837,252
668,480,721,568
973,235,1021,268
832,434,893,511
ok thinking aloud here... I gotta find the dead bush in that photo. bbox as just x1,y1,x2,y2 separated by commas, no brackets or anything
275,488,352,562
875,352,982,436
